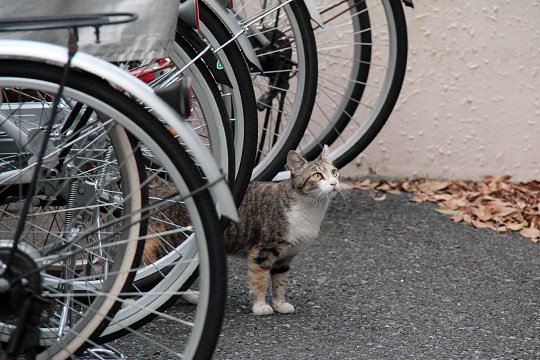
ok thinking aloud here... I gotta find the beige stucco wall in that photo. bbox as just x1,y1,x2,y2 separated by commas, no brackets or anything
341,1,540,182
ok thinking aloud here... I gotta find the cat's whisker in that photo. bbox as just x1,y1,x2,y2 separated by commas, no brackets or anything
321,194,329,205
337,188,351,205
313,190,330,206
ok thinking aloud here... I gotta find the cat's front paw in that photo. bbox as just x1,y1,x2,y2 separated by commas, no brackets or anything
252,303,274,315
181,291,199,305
121,298,135,309
273,301,295,314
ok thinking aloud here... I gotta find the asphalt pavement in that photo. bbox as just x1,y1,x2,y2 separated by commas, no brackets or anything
212,189,540,359
113,189,540,359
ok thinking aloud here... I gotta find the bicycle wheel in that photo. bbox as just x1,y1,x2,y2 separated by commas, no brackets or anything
298,0,409,168
226,0,318,180
0,60,226,359
0,60,146,357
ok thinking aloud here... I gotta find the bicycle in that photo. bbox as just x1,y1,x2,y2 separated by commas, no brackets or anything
0,6,236,359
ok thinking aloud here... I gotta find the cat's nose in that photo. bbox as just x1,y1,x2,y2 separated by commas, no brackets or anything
329,180,337,187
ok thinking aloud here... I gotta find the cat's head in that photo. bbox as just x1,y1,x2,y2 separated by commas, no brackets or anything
287,145,341,199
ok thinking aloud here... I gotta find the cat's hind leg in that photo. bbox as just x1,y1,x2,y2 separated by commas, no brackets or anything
248,263,273,315
248,250,274,315
271,261,295,314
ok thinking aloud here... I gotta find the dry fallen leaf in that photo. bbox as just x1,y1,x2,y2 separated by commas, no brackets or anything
471,205,492,222
490,205,516,218
376,183,392,191
506,222,527,231
435,208,461,215
417,180,450,193
344,179,377,190
471,219,489,229
520,227,540,240
371,194,387,202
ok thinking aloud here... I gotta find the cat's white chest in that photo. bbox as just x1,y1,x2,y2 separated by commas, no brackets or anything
286,201,328,248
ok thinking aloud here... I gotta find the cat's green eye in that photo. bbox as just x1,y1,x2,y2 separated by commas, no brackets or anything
331,169,339,178
312,173,323,180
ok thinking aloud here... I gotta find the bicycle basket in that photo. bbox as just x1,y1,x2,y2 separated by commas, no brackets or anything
0,0,179,61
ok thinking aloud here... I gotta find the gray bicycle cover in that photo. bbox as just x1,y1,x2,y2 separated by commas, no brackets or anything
0,0,179,61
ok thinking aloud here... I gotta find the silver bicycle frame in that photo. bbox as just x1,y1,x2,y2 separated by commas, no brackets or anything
0,39,239,222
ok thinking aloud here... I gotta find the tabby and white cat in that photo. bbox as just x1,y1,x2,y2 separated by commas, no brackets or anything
225,145,340,315
145,145,341,315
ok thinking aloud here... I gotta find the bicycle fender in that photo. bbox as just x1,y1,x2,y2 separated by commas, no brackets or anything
297,0,323,27
176,20,234,87
178,0,199,29
403,0,414,8
0,40,239,223
202,0,262,71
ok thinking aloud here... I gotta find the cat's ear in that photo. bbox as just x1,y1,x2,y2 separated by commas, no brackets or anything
317,144,330,161
287,150,308,172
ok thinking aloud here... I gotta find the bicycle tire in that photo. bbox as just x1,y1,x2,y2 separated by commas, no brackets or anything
126,36,234,293
299,0,372,161
224,0,318,180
